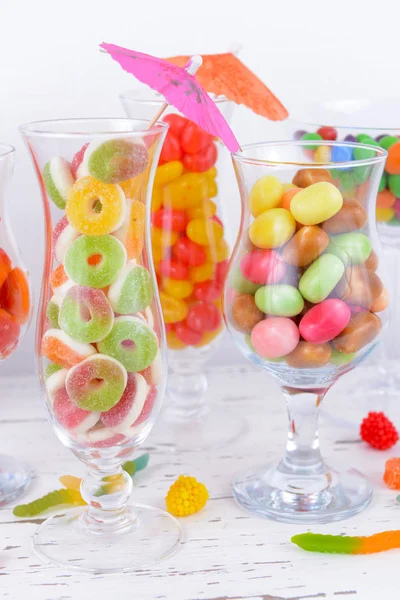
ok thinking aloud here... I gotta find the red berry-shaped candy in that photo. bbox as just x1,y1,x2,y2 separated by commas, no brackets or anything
187,301,221,333
158,259,188,280
215,260,229,284
183,143,217,172
162,114,189,139
360,412,399,450
316,126,337,141
173,236,206,266
175,320,202,345
181,122,214,154
152,208,187,232
193,280,222,302
159,131,182,165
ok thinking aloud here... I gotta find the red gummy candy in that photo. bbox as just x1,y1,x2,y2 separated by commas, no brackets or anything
181,122,214,154
0,267,30,324
193,280,222,302
383,458,400,489
0,248,11,289
182,143,217,172
173,237,206,266
316,126,337,141
360,412,399,450
152,208,187,232
175,320,202,345
187,301,221,333
162,114,189,139
159,131,182,165
0,308,20,358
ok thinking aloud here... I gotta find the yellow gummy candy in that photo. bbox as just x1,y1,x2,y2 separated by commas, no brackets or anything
166,475,209,517
376,207,395,222
249,175,283,217
163,173,208,210
160,292,188,324
187,218,224,246
154,161,184,187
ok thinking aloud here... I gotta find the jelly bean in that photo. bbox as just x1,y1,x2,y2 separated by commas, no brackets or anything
290,182,343,225
0,248,11,289
255,285,304,317
249,208,296,249
207,179,218,198
151,187,163,212
189,262,215,283
187,218,223,246
162,114,189,139
353,145,376,161
385,141,400,175
215,260,229,284
339,266,383,308
204,166,217,181
195,326,223,347
240,249,286,284
315,146,331,163
329,348,356,365
333,311,381,354
344,134,356,142
173,236,206,266
152,227,179,248
327,233,372,265
317,126,337,141
376,190,396,209
250,317,299,359
193,280,222,302
301,132,322,143
154,160,184,187
231,294,264,333
152,244,165,264
175,320,202,345
376,207,395,222
292,168,332,188
249,175,283,217
158,259,189,280
299,254,345,303
186,199,217,220
163,278,193,300
379,135,399,150
229,265,261,295
0,267,30,324
183,143,217,172
159,131,182,164
166,330,187,349
160,292,188,324
331,145,353,162
163,173,208,210
338,171,357,198
322,199,367,234
206,238,230,263
152,208,187,232
281,187,300,211
370,287,389,313
187,301,221,332
282,183,297,193
282,226,329,267
365,250,378,271
181,122,214,154
299,299,351,344
285,341,331,369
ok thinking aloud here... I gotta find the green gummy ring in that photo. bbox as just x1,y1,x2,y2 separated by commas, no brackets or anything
98,316,158,373
65,235,127,289
44,362,63,379
43,157,74,210
87,139,149,184
59,285,114,343
46,297,60,328
108,263,154,315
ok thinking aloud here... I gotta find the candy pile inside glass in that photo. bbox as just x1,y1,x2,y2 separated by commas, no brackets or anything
227,168,388,370
41,138,162,448
297,127,400,226
0,247,30,359
152,114,228,350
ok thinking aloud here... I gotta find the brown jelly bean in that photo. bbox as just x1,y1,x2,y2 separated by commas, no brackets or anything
282,226,329,267
365,250,379,272
231,294,264,333
292,168,332,188
370,288,390,313
285,341,331,368
322,199,367,234
338,267,383,308
333,311,381,354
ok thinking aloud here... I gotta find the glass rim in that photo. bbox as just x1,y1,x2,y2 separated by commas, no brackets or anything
0,144,16,160
232,140,387,169
120,88,229,105
19,117,169,138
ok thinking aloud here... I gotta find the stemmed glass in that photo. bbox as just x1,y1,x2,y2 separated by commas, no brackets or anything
225,140,389,522
21,118,183,572
0,144,32,505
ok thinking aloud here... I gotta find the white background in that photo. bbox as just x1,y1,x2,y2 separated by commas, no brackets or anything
1,0,399,374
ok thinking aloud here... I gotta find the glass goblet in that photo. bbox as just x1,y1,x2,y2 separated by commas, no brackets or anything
225,140,388,523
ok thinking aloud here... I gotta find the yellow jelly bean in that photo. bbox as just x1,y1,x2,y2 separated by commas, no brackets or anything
206,238,230,263
249,175,283,217
207,180,218,198
167,330,187,350
315,146,331,163
152,227,179,248
282,183,297,193
163,173,208,210
290,182,343,225
187,218,224,246
151,243,164,263
249,208,296,249
151,187,163,212
204,166,217,182
154,161,183,187
189,262,215,283
163,278,194,299
195,325,224,347
186,199,217,220
376,207,395,222
160,292,188,324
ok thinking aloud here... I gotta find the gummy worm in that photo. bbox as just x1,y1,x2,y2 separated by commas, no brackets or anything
13,488,86,517
291,531,400,554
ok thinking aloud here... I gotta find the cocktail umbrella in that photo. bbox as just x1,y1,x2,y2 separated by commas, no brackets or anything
100,43,240,152
165,52,288,121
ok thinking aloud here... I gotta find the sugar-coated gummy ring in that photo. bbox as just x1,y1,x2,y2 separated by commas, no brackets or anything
43,157,75,210
98,316,158,373
53,386,101,433
46,295,61,328
65,235,127,289
84,138,149,184
41,328,96,369
45,368,68,405
52,216,80,263
101,372,149,433
66,176,126,236
108,262,153,315
66,354,128,412
75,424,126,448
59,285,114,343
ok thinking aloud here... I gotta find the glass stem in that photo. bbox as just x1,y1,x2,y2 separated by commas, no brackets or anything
166,366,208,421
280,386,329,476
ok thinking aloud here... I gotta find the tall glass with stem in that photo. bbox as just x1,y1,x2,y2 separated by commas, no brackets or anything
225,140,389,522
121,89,246,451
0,144,32,505
21,118,183,572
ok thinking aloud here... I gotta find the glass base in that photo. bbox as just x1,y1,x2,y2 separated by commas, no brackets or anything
233,462,372,524
151,405,248,452
33,504,183,573
0,455,31,506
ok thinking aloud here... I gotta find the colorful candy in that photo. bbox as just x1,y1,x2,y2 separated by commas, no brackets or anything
255,285,304,317
231,294,264,333
101,373,149,432
53,386,100,432
59,286,114,343
333,311,381,354
322,199,367,234
291,531,400,555
299,299,351,344
0,267,30,324
108,262,153,315
299,254,345,303
285,341,331,368
282,226,329,267
249,175,283,217
249,208,296,249
290,182,343,225
327,233,372,265
43,156,74,209
0,308,20,358
84,138,148,184
250,317,299,359
113,199,145,260
383,458,400,489
65,235,126,288
53,216,80,263
240,249,286,284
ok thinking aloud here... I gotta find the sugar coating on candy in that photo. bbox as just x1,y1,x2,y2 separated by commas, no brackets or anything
383,458,400,489
113,199,145,260
75,424,126,448
66,353,128,412
45,367,68,405
53,216,80,263
101,373,148,433
53,386,100,433
98,316,158,373
82,138,149,184
71,143,89,179
44,362,63,379
59,285,114,343
66,176,126,236
108,262,153,315
41,328,96,369
43,157,75,209
139,350,163,385
46,295,61,328
65,235,127,289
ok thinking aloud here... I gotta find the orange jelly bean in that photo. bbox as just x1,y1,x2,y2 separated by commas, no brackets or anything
0,248,11,289
339,267,383,309
334,311,381,354
281,187,299,211
189,262,215,283
365,250,379,272
385,141,400,175
376,189,396,209
159,292,188,324
292,168,332,188
370,288,390,313
166,330,187,350
285,341,331,368
282,226,329,267
0,267,30,324
322,199,367,234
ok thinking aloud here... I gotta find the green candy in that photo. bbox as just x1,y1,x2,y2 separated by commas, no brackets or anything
327,233,372,265
299,254,344,303
379,172,388,192
229,265,261,295
13,488,85,517
388,174,400,197
87,139,149,184
255,285,304,317
379,135,399,150
44,362,63,379
353,145,376,161
46,298,60,328
329,348,356,365
353,165,370,185
388,216,400,226
301,132,322,150
356,134,373,143
43,157,74,210
122,453,150,476
108,263,153,315
291,532,361,554
337,170,356,195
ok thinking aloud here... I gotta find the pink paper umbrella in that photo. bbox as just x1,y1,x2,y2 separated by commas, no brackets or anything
100,42,240,153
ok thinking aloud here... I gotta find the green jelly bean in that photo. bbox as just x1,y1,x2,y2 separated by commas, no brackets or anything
229,264,261,295
388,174,400,197
387,216,400,226
353,165,370,185
255,284,304,317
299,254,344,303
338,171,356,195
329,348,356,365
353,146,376,161
327,233,372,265
356,134,373,143
379,172,388,192
301,132,323,149
379,135,399,150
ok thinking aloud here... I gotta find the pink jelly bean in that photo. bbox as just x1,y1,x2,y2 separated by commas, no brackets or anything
53,387,100,433
240,250,286,285
299,299,351,344
250,317,299,359
101,373,148,432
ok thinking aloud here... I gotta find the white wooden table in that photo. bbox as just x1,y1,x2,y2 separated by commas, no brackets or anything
1,366,399,600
